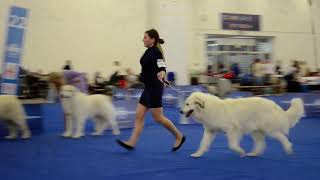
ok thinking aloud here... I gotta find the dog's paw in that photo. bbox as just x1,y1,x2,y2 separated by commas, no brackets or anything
91,132,103,136
72,134,84,139
190,152,203,158
285,147,293,155
21,134,31,139
5,135,17,140
112,130,120,135
61,132,72,138
246,152,259,157
284,143,293,155
240,152,246,158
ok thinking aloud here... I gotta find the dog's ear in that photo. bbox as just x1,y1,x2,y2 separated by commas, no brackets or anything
194,96,205,109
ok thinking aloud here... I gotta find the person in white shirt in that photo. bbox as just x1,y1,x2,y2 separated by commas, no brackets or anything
299,61,310,77
251,59,264,85
251,59,264,77
263,60,275,75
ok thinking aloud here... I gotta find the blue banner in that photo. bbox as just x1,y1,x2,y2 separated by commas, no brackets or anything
1,6,29,95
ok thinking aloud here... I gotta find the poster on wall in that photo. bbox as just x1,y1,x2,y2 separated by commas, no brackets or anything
221,13,260,31
1,6,29,95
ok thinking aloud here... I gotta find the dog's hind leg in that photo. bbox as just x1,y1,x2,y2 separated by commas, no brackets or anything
191,128,216,158
16,117,31,139
269,132,293,155
4,121,18,139
92,116,106,136
247,130,265,156
226,130,245,157
106,113,120,135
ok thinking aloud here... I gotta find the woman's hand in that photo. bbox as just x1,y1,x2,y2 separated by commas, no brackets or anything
157,71,167,85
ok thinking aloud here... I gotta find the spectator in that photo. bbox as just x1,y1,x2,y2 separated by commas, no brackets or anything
48,71,88,95
263,59,275,75
125,68,138,88
109,61,125,86
299,61,310,77
94,72,104,85
189,63,202,85
218,63,226,74
207,64,213,75
262,60,275,86
284,61,303,92
231,63,241,78
251,58,264,85
63,60,72,70
275,61,283,75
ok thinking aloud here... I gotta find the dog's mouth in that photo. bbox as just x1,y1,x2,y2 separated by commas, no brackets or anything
185,110,194,117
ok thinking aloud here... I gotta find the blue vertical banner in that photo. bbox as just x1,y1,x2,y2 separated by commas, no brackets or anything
1,6,29,95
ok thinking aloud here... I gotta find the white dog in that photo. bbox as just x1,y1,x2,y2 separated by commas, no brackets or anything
60,85,120,138
180,92,304,158
0,95,30,139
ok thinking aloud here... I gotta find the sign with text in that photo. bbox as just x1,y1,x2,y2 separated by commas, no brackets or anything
221,13,260,31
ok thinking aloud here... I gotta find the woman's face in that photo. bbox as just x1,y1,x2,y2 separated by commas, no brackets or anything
143,33,155,48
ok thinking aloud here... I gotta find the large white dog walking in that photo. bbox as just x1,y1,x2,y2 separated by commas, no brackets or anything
60,85,120,138
181,92,304,158
0,95,30,139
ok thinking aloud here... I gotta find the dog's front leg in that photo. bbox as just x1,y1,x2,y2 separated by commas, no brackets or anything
191,128,216,158
226,130,245,157
72,115,85,138
62,113,73,138
61,99,73,138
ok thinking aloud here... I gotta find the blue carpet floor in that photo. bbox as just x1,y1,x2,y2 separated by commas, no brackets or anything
1,104,320,180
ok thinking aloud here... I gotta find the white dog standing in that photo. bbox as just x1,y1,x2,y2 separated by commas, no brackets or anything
0,95,30,139
180,92,304,158
60,85,120,138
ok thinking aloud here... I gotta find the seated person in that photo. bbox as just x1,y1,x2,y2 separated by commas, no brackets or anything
125,68,142,89
94,72,105,85
89,72,111,94
284,68,302,92
251,59,265,85
48,70,88,99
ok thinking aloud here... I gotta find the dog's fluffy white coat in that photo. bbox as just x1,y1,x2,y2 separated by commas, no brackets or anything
181,92,304,157
60,85,120,138
0,95,30,139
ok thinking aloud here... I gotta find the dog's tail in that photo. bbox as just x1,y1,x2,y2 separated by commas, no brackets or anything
286,98,304,128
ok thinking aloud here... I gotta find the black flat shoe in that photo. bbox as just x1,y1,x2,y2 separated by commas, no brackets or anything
116,140,135,151
172,136,186,152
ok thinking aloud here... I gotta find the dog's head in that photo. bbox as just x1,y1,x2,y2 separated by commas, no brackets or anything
180,92,205,118
60,85,79,99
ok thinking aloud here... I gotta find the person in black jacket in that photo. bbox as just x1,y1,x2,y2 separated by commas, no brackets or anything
117,29,185,151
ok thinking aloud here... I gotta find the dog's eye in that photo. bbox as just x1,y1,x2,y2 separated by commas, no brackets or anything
186,103,189,106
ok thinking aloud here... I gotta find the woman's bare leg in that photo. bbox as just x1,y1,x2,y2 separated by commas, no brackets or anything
123,103,148,146
150,107,183,147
